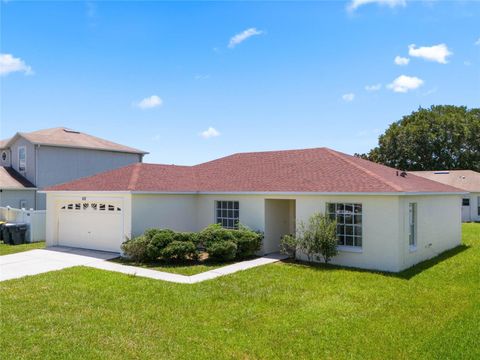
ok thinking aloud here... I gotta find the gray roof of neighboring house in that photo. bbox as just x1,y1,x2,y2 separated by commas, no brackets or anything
0,138,10,149
410,170,480,192
0,167,36,190
0,127,148,154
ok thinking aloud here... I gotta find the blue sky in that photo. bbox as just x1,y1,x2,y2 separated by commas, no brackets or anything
1,0,479,165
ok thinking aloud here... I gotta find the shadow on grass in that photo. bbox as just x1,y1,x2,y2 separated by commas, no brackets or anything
279,244,470,280
110,256,238,271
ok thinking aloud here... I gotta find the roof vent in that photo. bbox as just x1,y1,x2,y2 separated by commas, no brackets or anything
434,171,449,175
63,128,80,134
400,171,407,178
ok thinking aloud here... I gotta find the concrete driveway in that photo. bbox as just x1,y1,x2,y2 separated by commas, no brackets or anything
0,247,119,282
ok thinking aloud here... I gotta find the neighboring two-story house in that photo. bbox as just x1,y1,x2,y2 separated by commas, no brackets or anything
0,127,147,209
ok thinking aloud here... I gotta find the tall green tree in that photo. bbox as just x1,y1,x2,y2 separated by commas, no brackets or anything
358,105,480,171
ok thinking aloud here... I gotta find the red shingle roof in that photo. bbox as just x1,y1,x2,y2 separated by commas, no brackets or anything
45,148,463,193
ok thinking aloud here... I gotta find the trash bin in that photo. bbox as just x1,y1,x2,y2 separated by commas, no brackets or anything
2,223,16,245
0,221,5,242
11,223,28,245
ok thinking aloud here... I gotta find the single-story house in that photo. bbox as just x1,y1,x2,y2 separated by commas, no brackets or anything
43,147,464,272
411,170,480,222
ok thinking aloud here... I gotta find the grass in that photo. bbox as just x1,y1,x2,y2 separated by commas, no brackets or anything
0,240,45,255
1,224,479,359
110,257,236,276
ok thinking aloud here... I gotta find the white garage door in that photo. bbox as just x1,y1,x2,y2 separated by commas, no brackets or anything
58,200,124,252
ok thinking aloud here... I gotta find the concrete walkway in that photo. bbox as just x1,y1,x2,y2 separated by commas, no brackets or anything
0,246,287,283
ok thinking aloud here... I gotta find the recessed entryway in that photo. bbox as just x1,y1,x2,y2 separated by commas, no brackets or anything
264,199,296,254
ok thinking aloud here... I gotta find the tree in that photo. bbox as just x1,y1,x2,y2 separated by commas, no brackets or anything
284,213,338,263
357,105,480,171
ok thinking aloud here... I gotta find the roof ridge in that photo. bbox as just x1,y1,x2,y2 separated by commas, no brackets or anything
127,163,142,190
324,148,403,192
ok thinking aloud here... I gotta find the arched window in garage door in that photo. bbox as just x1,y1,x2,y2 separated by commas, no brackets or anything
60,202,122,212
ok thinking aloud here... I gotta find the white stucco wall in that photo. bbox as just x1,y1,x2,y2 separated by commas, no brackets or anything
44,191,463,271
196,195,266,232
131,194,198,236
295,195,403,272
400,195,462,269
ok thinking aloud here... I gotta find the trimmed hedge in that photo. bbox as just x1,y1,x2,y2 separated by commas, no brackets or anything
160,241,198,261
120,236,150,262
207,240,237,261
121,224,263,263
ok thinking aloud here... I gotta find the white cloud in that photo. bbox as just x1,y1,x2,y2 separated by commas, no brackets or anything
200,127,220,139
387,75,424,93
228,28,263,48
365,83,382,92
408,43,452,64
0,53,33,76
342,93,355,102
394,56,410,66
464,60,471,66
347,0,406,12
194,74,210,80
136,95,163,109
475,38,480,46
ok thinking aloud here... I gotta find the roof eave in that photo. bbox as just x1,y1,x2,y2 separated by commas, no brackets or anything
33,143,149,155
40,190,467,196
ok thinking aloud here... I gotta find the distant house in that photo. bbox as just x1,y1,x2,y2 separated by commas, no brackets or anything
0,127,147,209
44,147,463,272
411,170,480,222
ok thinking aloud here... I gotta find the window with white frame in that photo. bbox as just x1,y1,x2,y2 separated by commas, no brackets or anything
18,146,26,173
326,203,362,248
215,201,239,229
408,203,417,248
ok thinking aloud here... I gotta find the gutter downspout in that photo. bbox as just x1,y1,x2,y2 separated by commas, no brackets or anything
34,144,39,209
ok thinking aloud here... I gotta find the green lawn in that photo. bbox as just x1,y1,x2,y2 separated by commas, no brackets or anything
0,241,45,255
1,224,479,359
111,257,235,276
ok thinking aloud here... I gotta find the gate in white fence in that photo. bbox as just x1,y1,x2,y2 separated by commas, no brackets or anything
0,207,46,243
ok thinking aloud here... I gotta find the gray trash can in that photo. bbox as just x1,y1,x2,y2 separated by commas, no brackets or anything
0,222,5,242
11,223,28,245
2,223,16,245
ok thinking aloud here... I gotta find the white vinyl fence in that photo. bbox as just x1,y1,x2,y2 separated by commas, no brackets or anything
0,206,46,243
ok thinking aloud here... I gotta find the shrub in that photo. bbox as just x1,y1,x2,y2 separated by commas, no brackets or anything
197,224,235,248
206,240,237,261
232,225,262,259
174,232,199,246
160,241,198,262
297,212,338,263
280,234,297,258
146,229,176,260
121,236,150,262
144,228,164,241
